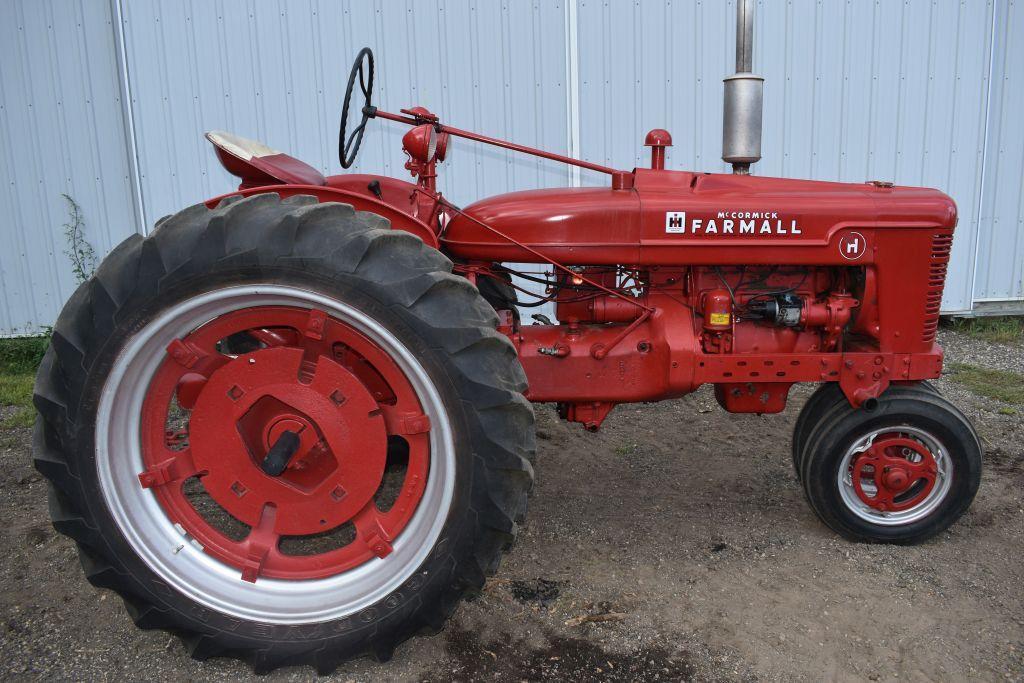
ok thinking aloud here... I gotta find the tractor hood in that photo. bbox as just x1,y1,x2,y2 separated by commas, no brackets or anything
441,168,956,266
444,186,643,264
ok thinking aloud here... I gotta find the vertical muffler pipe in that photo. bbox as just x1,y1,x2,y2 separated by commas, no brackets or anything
722,0,763,174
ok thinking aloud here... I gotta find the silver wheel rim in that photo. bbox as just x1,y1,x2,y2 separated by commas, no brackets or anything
837,425,952,526
96,285,455,624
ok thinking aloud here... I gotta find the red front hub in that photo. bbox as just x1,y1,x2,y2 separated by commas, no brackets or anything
138,306,431,581
850,435,939,513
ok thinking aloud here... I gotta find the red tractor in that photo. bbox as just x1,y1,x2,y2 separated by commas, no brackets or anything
34,42,980,672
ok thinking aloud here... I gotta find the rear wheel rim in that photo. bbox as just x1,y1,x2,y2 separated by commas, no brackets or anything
837,425,952,526
96,285,455,624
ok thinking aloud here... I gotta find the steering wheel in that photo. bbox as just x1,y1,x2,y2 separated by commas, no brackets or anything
338,47,375,169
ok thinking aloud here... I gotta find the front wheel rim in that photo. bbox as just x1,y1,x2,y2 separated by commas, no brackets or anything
837,425,953,526
96,285,456,624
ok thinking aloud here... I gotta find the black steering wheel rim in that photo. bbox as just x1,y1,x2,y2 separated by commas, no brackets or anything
338,47,374,169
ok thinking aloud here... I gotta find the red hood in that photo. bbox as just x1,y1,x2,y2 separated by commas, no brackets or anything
442,169,956,265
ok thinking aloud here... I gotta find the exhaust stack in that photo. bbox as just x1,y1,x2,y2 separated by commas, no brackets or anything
722,0,763,174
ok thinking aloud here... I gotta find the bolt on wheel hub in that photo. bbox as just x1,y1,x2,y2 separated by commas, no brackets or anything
137,305,433,582
880,466,910,491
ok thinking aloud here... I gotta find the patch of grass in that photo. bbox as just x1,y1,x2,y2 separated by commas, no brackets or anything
0,373,34,406
946,316,1024,345
0,371,35,429
997,407,1018,416
0,336,47,429
1,407,35,429
947,362,1024,405
614,443,638,456
0,335,50,374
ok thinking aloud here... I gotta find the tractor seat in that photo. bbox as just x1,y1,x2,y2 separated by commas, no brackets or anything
205,130,326,187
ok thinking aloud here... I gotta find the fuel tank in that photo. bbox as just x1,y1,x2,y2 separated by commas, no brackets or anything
441,168,957,266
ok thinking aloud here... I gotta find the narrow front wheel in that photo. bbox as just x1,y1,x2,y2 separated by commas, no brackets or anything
800,386,980,543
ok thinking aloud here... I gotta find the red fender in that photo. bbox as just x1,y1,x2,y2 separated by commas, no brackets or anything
204,182,440,249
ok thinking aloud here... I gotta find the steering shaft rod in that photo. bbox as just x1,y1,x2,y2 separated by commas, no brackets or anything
368,106,621,176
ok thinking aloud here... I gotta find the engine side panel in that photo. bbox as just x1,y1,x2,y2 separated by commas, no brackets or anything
445,169,955,356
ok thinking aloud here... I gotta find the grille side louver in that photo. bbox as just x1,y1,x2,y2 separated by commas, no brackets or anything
922,233,953,342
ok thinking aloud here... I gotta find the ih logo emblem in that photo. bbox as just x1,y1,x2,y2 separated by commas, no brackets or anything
839,231,867,260
665,211,686,233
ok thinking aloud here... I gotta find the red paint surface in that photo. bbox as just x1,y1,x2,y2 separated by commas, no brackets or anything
139,306,429,581
851,433,940,512
203,113,956,426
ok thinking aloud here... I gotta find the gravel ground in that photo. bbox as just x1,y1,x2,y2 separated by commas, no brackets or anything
939,329,1024,374
1,326,1021,681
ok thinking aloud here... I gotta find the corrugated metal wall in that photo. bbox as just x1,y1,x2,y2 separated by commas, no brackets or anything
1,0,1021,335
0,0,138,335
976,0,1024,304
119,0,570,222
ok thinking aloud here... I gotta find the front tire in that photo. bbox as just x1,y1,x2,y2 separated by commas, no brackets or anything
791,382,846,476
799,385,980,543
33,194,534,672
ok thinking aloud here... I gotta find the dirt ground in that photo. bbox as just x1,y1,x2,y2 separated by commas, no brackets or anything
1,327,1022,682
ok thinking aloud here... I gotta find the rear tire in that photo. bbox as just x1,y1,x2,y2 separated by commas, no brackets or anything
477,268,520,326
799,384,979,543
33,194,535,673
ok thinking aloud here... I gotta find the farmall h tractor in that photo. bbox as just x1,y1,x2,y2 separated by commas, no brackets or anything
34,8,980,674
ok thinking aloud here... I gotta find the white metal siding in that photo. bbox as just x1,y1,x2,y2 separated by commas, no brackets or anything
1,0,1022,334
119,0,569,221
975,0,1024,302
0,0,138,335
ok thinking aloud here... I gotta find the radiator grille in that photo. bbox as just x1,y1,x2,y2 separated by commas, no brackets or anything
922,233,953,342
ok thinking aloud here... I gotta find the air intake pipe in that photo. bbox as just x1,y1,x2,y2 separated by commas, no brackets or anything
722,0,763,174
